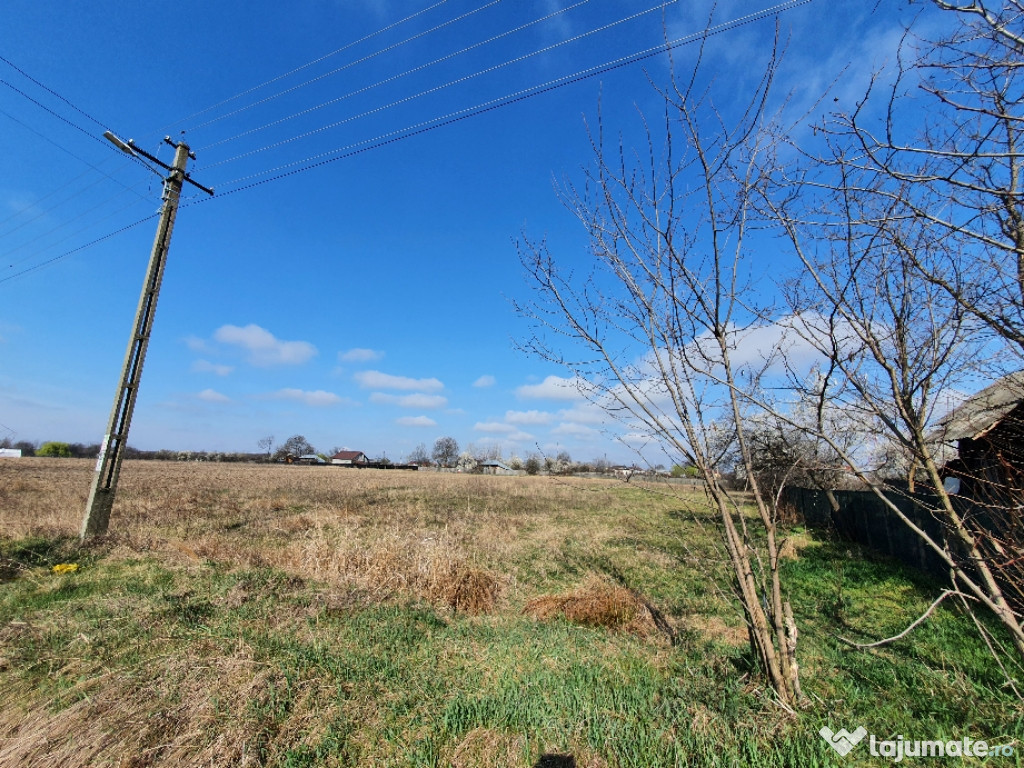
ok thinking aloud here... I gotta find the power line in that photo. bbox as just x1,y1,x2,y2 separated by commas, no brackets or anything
0,54,109,131
201,0,674,171
0,108,149,238
0,0,812,288
209,0,812,196
167,0,455,135
0,78,111,150
0,212,157,285
0,179,154,271
198,0,595,153
188,0,504,138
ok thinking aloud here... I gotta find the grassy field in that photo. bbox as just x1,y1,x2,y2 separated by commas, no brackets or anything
0,459,1020,766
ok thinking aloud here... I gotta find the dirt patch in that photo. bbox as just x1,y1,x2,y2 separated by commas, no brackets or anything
523,575,675,642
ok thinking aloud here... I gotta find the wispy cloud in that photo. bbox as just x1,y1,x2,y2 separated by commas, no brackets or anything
505,409,554,425
213,324,317,366
339,347,384,363
551,422,600,438
184,335,212,353
473,374,496,387
556,404,606,425
264,388,344,407
370,392,447,409
516,375,587,401
473,421,516,433
397,415,437,427
197,388,231,403
191,359,234,376
355,370,443,391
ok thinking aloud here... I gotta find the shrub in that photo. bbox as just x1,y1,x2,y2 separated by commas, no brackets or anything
37,441,72,458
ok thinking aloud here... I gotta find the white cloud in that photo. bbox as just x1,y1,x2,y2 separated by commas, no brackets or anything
516,375,587,401
397,415,437,427
505,409,554,425
197,388,231,403
267,388,344,407
213,324,317,366
507,430,535,442
551,422,601,438
473,375,496,387
556,404,607,425
191,359,234,376
474,421,516,433
339,347,384,363
354,370,444,391
370,392,447,409
184,335,211,353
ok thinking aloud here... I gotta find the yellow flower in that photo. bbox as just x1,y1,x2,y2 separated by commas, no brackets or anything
52,563,79,574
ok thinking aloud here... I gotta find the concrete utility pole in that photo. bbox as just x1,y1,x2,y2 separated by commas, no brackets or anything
81,134,212,541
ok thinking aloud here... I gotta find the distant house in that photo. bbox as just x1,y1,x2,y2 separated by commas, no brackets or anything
479,459,514,476
296,454,327,465
930,371,1024,612
0,448,22,459
932,371,1024,500
331,450,368,466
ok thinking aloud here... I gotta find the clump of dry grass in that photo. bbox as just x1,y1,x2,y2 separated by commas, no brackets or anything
445,727,527,768
291,530,504,613
425,561,502,614
523,575,675,642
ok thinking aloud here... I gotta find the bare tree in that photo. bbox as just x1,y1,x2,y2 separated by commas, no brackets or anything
516,42,805,707
826,1,1024,358
407,442,432,465
758,1,1024,661
275,435,315,461
432,436,459,468
257,435,275,460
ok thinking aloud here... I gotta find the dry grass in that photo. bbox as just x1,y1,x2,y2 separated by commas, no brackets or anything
523,574,676,643
0,459,655,615
0,639,338,767
2,459,1017,766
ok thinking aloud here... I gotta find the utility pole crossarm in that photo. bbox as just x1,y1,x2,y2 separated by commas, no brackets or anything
81,136,204,540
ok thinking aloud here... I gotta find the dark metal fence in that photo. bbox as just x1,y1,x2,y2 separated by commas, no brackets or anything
781,485,949,579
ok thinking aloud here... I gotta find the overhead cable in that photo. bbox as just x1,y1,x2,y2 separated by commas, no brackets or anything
199,0,595,153
0,54,108,131
170,0,457,135
210,0,812,195
0,212,157,285
188,0,504,137
201,0,674,170
0,108,149,239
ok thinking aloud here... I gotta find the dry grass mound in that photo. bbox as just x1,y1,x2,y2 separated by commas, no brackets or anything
523,575,675,642
425,561,502,614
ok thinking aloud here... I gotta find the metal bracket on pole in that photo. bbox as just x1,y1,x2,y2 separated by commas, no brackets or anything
80,134,211,540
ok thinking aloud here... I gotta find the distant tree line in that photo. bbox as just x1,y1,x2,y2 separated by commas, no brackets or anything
4,433,649,476
1,437,266,463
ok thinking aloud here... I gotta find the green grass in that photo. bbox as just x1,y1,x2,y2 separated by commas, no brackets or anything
1,470,1022,766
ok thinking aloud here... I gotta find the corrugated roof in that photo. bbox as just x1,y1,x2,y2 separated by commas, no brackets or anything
479,460,512,470
932,372,1024,442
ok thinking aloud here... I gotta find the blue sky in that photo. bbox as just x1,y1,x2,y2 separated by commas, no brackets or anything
1,0,920,464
